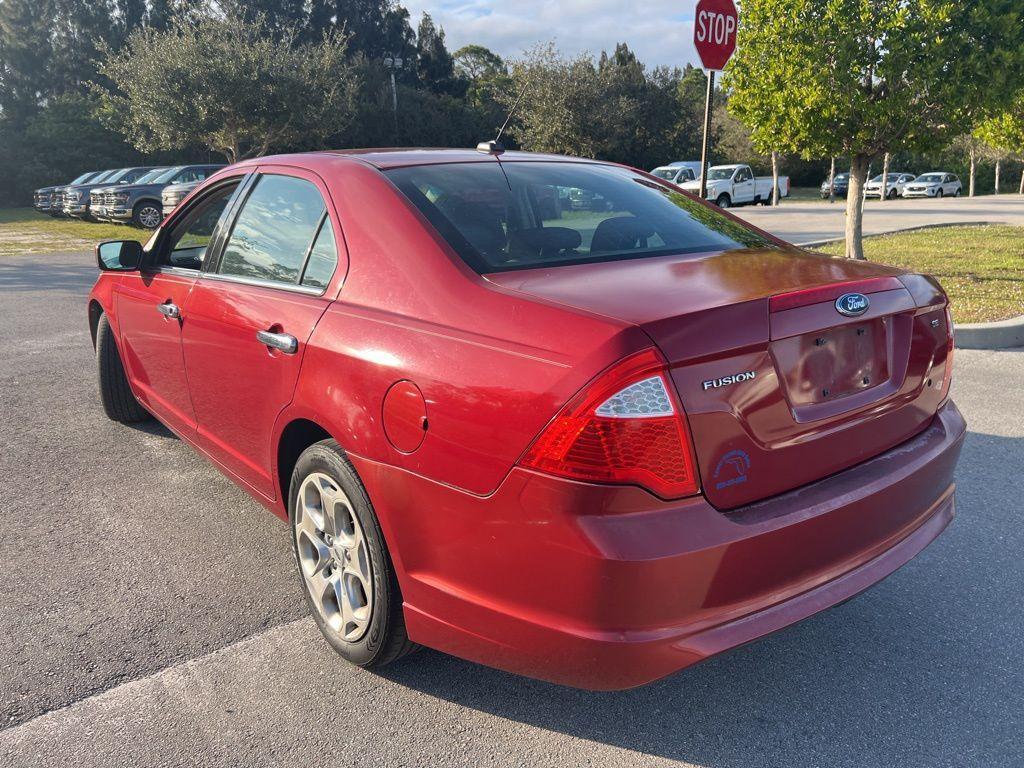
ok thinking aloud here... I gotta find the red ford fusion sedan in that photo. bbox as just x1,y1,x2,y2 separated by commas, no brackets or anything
88,149,965,690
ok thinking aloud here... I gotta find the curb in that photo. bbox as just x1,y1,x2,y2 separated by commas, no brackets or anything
955,315,1024,350
798,221,998,249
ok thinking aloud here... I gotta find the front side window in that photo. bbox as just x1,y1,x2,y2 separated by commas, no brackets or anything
387,161,774,273
218,175,327,285
163,182,239,270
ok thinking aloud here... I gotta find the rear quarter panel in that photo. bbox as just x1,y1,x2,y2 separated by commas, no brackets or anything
285,160,650,496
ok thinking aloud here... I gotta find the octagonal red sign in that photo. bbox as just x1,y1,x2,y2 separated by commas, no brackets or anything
693,0,738,71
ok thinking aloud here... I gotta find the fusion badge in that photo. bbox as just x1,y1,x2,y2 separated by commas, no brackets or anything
702,371,756,391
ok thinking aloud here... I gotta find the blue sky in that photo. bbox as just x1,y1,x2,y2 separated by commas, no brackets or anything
402,0,703,69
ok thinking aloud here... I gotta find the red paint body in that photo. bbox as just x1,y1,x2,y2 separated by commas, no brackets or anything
89,150,965,689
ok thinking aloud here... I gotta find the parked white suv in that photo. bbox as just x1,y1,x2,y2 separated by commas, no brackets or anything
864,173,916,199
902,172,962,198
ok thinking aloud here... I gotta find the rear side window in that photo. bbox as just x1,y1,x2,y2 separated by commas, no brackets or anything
387,161,773,273
176,167,214,184
218,175,326,285
300,220,338,290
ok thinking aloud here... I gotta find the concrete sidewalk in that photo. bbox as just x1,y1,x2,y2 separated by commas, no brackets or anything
733,194,1024,245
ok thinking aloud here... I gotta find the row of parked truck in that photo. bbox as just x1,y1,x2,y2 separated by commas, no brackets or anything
649,161,791,208
33,164,224,228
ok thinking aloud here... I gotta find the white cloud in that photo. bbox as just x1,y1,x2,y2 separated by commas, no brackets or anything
402,0,702,69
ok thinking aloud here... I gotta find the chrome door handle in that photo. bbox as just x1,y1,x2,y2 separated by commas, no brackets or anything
256,330,298,354
157,303,180,319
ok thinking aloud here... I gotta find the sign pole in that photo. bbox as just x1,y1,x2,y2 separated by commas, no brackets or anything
699,69,715,200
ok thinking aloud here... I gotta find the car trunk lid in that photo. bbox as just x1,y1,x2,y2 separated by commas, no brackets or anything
486,247,952,508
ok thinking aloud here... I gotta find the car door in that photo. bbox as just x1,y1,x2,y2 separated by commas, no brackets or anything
181,167,343,500
114,174,248,435
734,167,755,202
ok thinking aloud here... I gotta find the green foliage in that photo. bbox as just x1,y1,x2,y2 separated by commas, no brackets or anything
977,93,1024,157
725,0,1024,257
727,0,1024,160
96,13,361,162
454,45,505,81
415,13,457,94
0,92,149,206
505,44,705,171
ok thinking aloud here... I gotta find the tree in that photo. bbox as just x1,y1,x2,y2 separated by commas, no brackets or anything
506,43,684,170
977,96,1024,194
96,12,361,163
726,0,1024,259
0,0,52,126
306,0,415,61
454,45,505,81
416,13,456,94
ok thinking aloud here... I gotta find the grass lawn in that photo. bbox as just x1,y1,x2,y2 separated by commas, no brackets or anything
785,186,827,202
819,225,1024,324
0,207,146,257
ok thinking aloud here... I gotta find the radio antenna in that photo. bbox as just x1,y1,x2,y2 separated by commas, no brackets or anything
477,80,529,155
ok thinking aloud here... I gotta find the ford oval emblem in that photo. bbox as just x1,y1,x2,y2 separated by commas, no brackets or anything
835,292,870,317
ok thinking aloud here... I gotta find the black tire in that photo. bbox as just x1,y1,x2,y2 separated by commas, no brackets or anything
132,201,163,229
954,188,961,197
96,313,150,423
887,188,898,200
289,439,416,668
936,189,944,199
715,193,731,208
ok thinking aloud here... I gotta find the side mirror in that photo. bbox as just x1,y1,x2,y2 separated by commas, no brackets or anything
96,240,143,271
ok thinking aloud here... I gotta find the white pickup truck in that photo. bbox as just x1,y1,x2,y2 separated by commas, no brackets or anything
679,164,790,208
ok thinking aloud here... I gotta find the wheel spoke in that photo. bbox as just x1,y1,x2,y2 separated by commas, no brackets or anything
318,477,341,539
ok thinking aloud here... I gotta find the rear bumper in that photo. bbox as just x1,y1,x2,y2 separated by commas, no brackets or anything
355,400,965,690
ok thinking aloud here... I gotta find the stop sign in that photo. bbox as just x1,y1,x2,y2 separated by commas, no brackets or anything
693,0,738,71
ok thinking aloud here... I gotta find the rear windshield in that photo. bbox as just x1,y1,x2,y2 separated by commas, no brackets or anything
651,169,676,179
386,161,773,273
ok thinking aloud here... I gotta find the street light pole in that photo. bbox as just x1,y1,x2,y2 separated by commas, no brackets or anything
383,54,404,141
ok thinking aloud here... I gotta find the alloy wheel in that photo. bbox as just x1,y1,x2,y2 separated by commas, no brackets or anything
137,205,162,228
294,472,374,641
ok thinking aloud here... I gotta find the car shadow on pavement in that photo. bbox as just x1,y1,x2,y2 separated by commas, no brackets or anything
377,430,1021,767
0,256,96,293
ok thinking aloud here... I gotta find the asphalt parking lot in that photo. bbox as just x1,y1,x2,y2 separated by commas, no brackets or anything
734,193,1024,245
1,250,1022,767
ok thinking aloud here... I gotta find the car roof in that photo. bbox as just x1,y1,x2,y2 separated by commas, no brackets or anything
233,148,601,171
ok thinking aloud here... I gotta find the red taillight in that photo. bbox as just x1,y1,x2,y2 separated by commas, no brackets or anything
519,349,700,499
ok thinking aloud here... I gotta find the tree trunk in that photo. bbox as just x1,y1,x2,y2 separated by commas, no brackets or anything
1019,169,1024,195
995,160,1001,195
771,151,780,206
844,155,870,260
969,147,976,197
880,152,890,200
828,156,836,203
